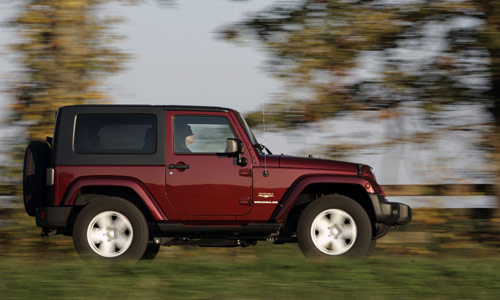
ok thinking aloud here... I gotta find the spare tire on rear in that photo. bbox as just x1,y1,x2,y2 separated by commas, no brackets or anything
23,141,51,216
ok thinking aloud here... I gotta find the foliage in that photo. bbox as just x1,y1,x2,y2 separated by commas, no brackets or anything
8,0,133,143
225,0,500,208
224,0,499,128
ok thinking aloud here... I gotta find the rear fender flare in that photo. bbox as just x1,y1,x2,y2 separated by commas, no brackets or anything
270,175,374,222
62,177,167,220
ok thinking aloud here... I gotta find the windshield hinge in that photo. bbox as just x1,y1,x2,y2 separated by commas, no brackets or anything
357,164,363,177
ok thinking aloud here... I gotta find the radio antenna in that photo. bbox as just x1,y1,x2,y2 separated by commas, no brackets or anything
262,103,269,177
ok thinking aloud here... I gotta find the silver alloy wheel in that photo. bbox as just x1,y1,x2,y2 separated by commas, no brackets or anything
310,208,357,255
86,211,134,258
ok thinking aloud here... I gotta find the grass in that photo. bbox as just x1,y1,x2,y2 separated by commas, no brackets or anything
1,243,500,299
2,208,500,299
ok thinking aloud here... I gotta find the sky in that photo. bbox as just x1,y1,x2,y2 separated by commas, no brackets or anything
102,0,282,112
0,0,281,116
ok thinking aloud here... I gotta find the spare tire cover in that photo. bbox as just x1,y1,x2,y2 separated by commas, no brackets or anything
23,141,51,216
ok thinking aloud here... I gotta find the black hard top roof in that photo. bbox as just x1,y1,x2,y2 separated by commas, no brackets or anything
59,104,234,113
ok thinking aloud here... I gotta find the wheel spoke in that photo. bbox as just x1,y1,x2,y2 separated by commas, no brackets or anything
317,219,330,232
330,212,344,227
90,228,104,244
331,238,347,252
96,214,112,229
316,232,332,249
341,226,354,240
99,239,116,254
114,217,129,233
115,234,129,250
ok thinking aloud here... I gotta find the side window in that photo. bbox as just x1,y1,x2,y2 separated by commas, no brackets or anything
173,116,236,154
74,114,156,154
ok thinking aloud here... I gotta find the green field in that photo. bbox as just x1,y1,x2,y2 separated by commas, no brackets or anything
2,208,500,299
1,244,500,299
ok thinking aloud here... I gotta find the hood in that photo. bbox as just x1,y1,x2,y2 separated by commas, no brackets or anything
277,155,361,172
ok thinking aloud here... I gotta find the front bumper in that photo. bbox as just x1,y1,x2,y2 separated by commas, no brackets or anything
36,207,71,228
369,194,412,226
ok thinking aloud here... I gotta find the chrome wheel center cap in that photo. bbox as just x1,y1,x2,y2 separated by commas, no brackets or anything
330,226,341,239
106,228,117,240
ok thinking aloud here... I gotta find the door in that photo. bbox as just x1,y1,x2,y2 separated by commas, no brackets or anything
165,111,253,216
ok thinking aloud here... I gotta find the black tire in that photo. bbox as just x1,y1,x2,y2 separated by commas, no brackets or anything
365,239,377,257
141,244,161,260
73,196,149,260
297,195,372,258
23,141,51,216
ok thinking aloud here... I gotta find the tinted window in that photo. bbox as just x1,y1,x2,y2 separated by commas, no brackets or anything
74,114,156,154
174,116,236,154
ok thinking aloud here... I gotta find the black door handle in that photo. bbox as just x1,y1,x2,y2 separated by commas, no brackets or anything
168,164,190,170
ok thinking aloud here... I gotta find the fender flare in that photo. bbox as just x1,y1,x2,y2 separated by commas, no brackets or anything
270,175,375,222
62,176,167,220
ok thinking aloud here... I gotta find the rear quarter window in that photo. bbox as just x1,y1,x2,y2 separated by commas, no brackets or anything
74,114,156,154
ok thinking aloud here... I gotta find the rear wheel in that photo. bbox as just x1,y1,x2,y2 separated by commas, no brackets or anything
73,197,149,260
297,195,372,258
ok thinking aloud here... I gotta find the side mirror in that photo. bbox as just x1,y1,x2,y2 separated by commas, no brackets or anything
226,138,247,166
226,138,243,155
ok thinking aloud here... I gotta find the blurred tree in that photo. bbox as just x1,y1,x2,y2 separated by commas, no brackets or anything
479,0,500,212
224,0,500,205
6,0,172,144
8,0,137,142
223,0,492,126
0,0,155,195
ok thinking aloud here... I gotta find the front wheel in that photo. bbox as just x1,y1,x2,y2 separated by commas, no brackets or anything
297,195,372,258
73,197,149,260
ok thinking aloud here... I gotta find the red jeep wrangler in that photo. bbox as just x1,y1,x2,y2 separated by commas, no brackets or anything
23,105,411,259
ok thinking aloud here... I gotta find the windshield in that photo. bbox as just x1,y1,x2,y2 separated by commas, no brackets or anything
236,111,258,146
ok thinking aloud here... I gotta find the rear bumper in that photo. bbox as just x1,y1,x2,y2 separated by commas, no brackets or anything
369,194,412,226
36,207,71,228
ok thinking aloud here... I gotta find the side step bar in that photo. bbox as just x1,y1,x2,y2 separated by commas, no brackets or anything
157,223,282,238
